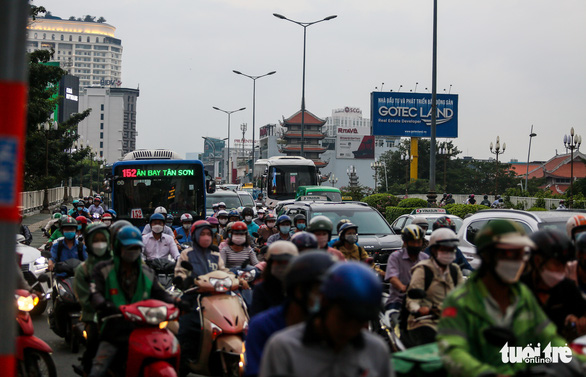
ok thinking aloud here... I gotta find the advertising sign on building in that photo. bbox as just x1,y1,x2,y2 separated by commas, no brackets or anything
336,124,374,159
370,92,458,138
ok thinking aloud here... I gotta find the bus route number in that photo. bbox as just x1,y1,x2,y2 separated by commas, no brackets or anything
123,169,137,178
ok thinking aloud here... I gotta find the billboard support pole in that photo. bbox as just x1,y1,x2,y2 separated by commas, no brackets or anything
427,0,438,207
0,0,29,374
410,137,418,180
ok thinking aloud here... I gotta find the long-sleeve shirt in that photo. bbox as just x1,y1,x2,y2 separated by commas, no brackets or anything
142,232,180,260
220,244,259,269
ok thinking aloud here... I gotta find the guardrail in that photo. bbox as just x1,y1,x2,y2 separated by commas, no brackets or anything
20,186,93,214
405,194,564,210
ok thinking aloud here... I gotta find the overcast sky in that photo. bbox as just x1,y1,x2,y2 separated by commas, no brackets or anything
35,0,586,163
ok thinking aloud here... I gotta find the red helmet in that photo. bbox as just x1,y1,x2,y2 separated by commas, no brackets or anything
206,216,219,226
190,220,211,235
231,221,248,234
76,216,88,225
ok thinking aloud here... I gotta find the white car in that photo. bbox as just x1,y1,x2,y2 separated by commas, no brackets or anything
17,235,50,315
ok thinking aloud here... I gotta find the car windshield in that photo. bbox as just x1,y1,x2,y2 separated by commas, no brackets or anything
406,215,463,235
311,207,393,236
538,220,568,232
305,191,342,202
206,195,241,210
239,194,255,207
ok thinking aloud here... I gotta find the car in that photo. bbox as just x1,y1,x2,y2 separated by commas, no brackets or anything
205,188,243,217
236,190,257,215
390,208,463,236
280,201,403,269
295,185,342,202
457,209,585,269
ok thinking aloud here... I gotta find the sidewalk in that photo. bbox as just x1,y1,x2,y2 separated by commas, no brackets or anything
22,211,54,249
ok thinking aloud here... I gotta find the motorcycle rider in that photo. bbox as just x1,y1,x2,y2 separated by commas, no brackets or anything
242,207,260,237
445,194,455,205
245,251,335,377
227,209,241,225
216,210,229,233
267,215,293,245
101,213,113,227
437,219,585,377
404,228,464,347
424,217,474,271
43,212,62,237
385,224,429,310
175,213,194,244
76,216,88,238
217,201,227,212
257,212,278,246
73,223,112,375
259,262,391,377
570,233,586,298
219,221,259,269
88,197,105,216
142,213,180,261
291,232,318,253
307,215,346,261
250,241,298,317
521,229,586,340
48,216,88,272
566,214,586,242
19,214,32,245
206,216,224,246
72,200,90,218
480,194,491,207
141,206,175,236
254,208,266,227
293,214,307,233
333,222,384,276
89,225,182,377
411,217,430,248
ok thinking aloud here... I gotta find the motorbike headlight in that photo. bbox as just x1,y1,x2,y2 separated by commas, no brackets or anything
138,306,168,325
17,295,37,312
34,257,47,266
209,277,232,293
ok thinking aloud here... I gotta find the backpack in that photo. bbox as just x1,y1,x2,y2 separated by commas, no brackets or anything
56,239,86,263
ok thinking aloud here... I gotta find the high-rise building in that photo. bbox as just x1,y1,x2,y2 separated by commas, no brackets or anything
27,16,123,88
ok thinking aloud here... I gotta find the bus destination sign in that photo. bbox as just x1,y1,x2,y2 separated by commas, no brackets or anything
121,168,195,178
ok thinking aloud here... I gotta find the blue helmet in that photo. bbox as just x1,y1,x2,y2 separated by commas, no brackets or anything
291,231,318,251
277,215,292,225
115,225,144,252
338,222,358,237
166,214,174,222
105,209,117,219
149,213,165,224
321,262,382,321
228,209,240,219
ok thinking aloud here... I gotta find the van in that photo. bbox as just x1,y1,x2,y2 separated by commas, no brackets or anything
295,186,342,202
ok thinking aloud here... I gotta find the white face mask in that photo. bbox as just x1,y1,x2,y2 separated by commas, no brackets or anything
232,235,247,245
183,224,191,231
92,242,108,257
152,225,164,234
103,220,112,227
437,251,456,265
540,269,565,288
245,216,253,222
219,218,228,226
495,260,525,284
266,221,276,229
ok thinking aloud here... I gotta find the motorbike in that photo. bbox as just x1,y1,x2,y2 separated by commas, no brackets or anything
372,292,405,353
15,289,57,377
43,258,83,353
17,235,50,316
146,257,177,290
178,261,249,377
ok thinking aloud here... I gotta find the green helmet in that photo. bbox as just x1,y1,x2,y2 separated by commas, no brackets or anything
52,213,62,220
474,219,535,252
60,216,78,229
308,215,333,234
84,222,111,243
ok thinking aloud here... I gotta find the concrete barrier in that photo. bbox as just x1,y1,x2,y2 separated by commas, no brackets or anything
19,186,93,214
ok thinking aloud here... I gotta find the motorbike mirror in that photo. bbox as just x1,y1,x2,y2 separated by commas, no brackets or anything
252,232,259,238
483,326,517,347
407,288,427,299
176,234,184,240
180,260,194,271
41,250,52,259
37,273,50,283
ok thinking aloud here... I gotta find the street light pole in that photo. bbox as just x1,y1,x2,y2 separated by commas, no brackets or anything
439,142,452,191
428,0,438,206
489,136,506,197
273,13,337,158
370,160,382,193
233,70,276,181
525,125,537,193
240,123,247,182
38,120,57,213
564,127,582,208
213,106,246,184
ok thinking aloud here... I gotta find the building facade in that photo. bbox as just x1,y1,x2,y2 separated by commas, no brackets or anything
27,17,123,88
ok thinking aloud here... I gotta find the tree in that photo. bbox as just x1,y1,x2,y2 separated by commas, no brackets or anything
69,16,76,21
97,17,107,23
83,15,96,22
30,5,46,20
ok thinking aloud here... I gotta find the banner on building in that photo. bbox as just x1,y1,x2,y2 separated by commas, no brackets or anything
336,122,374,159
370,92,458,138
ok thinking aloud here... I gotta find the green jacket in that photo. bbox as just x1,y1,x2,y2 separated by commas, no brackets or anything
436,273,570,377
74,253,111,322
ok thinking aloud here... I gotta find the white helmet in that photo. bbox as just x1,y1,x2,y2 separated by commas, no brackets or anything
180,213,194,223
218,202,226,208
429,228,459,248
411,217,429,228
154,206,167,215
217,210,229,217
566,214,586,240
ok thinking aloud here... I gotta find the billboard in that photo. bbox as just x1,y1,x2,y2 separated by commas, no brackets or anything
58,75,79,123
336,123,374,159
371,92,458,138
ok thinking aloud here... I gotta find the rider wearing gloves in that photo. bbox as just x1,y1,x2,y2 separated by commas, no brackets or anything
241,207,260,237
89,225,181,377
404,228,464,347
437,219,585,377
266,215,293,245
142,213,180,261
219,221,259,269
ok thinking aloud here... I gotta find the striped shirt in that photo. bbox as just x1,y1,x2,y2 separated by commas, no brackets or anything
220,244,259,269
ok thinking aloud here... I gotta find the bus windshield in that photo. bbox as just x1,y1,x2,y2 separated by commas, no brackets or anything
112,163,205,223
268,165,316,200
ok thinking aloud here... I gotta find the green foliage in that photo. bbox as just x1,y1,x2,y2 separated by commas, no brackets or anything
444,204,490,218
398,198,428,208
339,185,373,202
528,207,547,211
361,194,400,213
385,207,415,224
535,197,546,208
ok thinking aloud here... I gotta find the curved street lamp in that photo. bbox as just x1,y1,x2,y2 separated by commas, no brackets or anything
489,136,506,197
564,127,582,208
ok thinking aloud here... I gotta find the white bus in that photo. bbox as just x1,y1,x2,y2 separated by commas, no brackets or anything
253,156,317,207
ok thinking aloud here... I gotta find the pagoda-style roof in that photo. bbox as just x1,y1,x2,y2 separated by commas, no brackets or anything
313,159,329,168
281,109,326,126
281,145,327,153
282,131,325,140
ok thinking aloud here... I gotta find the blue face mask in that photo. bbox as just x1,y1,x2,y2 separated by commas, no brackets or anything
296,223,306,231
77,225,82,230
279,225,291,234
77,207,84,212
211,228,218,234
63,231,76,240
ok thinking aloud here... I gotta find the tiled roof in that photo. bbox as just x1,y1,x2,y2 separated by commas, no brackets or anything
282,109,326,126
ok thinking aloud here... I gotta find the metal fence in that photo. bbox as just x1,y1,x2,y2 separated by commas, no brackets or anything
20,186,93,214
406,194,564,210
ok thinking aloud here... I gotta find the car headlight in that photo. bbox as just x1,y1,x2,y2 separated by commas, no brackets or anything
138,306,168,325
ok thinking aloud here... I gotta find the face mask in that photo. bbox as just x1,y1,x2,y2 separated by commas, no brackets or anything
103,220,112,227
279,225,291,234
266,221,275,229
297,223,306,231
232,235,247,245
63,231,76,240
198,235,212,249
245,216,253,223
345,234,358,244
316,234,329,248
219,218,228,226
92,242,108,257
258,214,264,219
77,225,82,230
436,251,456,266
211,227,218,234
183,224,191,231
77,207,84,212
495,260,525,284
308,292,321,314
152,225,164,234
407,246,422,255
540,269,565,288
271,264,288,282
121,246,141,263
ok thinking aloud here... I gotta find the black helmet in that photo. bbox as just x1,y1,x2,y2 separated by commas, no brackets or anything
401,224,425,242
576,232,586,255
284,251,336,296
291,232,318,252
60,216,78,229
293,213,306,225
529,229,575,264
241,207,254,217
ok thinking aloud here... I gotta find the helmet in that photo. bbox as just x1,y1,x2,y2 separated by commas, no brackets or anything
336,219,352,233
60,216,78,229
474,219,535,252
258,209,266,214
291,232,318,251
429,228,459,248
93,197,102,203
338,222,358,237
212,203,219,209
411,217,429,229
180,213,194,223
166,214,174,223
76,216,88,225
228,210,240,219
308,215,334,234
73,199,79,206
293,214,306,224
190,220,212,236
241,207,254,217
154,206,167,215
52,213,62,220
266,240,299,261
218,202,226,208
106,209,117,219
320,262,382,321
206,216,219,226
401,224,425,242
115,226,144,251
529,229,575,263
59,205,68,214
484,195,489,199
77,200,85,207
84,223,110,249
231,221,248,234
284,251,336,294
432,216,456,231
265,213,276,221
276,215,292,225
102,213,113,221
109,220,133,244
470,194,475,198
149,213,166,224
217,210,229,218
566,214,586,240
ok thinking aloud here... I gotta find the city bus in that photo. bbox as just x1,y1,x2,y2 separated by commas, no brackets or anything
110,149,215,227
253,156,318,208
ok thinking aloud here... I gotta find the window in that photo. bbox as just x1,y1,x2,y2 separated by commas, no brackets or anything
100,123,104,130
43,33,46,39
60,35,64,41
100,132,104,139
100,151,103,157
100,142,103,148
87,37,90,42
100,114,104,120
69,35,72,41
51,34,55,40
101,104,104,111
465,219,531,244
34,33,37,38
78,36,82,42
